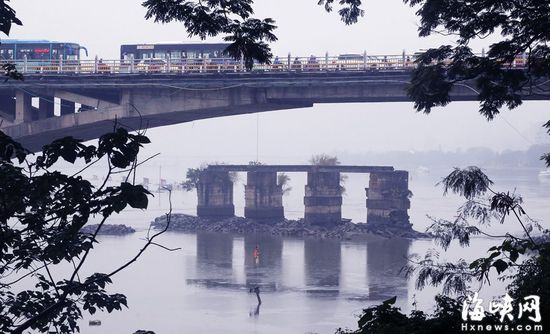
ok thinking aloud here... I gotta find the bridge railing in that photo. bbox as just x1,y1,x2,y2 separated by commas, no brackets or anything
0,54,529,75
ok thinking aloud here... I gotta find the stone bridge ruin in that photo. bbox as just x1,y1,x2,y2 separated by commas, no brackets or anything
194,165,412,230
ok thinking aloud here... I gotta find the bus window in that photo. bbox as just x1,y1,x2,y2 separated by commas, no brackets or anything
140,52,153,59
17,48,32,59
155,51,167,59
123,53,136,60
170,51,181,59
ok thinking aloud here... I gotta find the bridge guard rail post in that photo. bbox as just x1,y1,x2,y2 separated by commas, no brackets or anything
287,53,291,71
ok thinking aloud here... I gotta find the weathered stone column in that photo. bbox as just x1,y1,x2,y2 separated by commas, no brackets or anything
38,96,55,119
60,99,75,115
366,171,411,230
304,171,342,227
196,171,235,218
15,91,32,123
244,171,284,221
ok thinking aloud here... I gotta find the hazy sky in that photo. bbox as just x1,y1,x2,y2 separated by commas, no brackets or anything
7,0,550,165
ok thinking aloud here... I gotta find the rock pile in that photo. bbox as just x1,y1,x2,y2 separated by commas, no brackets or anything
80,224,136,236
151,214,429,240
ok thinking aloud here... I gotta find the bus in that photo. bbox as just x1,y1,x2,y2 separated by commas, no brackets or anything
120,42,230,61
0,39,87,61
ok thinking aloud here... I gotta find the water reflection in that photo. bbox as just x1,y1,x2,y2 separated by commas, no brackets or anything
304,239,341,296
190,232,235,289
244,234,283,291
189,232,411,303
366,238,411,301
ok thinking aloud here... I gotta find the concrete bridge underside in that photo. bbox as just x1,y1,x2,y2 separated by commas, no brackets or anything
0,71,548,151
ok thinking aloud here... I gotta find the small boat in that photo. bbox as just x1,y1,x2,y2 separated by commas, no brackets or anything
89,320,102,326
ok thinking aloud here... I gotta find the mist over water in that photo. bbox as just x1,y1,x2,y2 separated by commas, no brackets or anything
70,165,549,334
46,102,549,333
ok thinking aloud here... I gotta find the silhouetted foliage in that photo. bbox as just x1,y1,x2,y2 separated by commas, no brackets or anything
340,167,549,333
336,295,500,334
182,167,204,191
0,128,174,334
405,0,550,116
0,0,22,81
142,0,366,70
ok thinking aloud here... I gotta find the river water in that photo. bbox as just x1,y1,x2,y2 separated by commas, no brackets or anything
55,166,549,334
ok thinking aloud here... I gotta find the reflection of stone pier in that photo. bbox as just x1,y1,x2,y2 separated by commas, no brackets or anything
197,171,235,218
244,171,284,221
304,171,342,227
196,165,413,231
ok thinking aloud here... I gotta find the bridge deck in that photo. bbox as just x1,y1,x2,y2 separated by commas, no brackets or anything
206,165,395,173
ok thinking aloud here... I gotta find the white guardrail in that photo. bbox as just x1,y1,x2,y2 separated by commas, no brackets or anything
0,54,529,75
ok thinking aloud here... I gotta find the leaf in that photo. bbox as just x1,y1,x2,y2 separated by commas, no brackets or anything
509,249,519,263
383,296,397,305
493,259,508,274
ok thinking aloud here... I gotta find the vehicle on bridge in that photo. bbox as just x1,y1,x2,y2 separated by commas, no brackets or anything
0,39,88,72
120,42,240,73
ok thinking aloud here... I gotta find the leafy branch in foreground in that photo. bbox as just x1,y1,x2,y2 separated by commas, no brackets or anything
406,167,546,295
141,0,366,69
405,0,550,119
0,127,174,334
338,167,549,333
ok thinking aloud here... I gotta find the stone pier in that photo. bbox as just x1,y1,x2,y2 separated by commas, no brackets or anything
304,171,343,227
244,171,284,221
196,171,235,218
366,171,411,230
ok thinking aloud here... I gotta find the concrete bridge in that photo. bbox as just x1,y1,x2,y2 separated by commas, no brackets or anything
1,70,548,151
195,164,412,230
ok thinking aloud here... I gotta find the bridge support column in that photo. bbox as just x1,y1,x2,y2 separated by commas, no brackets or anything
0,92,15,121
60,99,75,115
304,171,342,227
244,171,284,221
120,89,133,116
38,96,55,119
196,171,235,218
366,171,411,230
15,91,32,123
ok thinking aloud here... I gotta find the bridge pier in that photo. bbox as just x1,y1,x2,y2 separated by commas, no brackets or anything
304,171,343,227
196,171,235,218
60,99,75,115
244,171,284,221
0,92,15,122
38,96,55,119
366,171,411,230
15,91,32,123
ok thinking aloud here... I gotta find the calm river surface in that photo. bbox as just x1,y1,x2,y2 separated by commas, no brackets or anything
69,167,549,334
